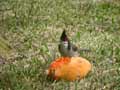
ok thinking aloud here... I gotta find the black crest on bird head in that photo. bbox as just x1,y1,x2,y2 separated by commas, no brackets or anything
60,30,68,41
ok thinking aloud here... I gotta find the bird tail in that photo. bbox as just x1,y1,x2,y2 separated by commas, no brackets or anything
78,48,91,52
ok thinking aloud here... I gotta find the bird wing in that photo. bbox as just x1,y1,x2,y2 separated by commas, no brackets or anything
71,43,78,51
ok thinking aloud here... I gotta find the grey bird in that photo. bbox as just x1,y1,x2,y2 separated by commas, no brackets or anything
58,30,91,57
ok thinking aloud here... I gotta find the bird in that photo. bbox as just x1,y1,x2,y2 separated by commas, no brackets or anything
58,30,90,57
46,56,92,81
58,30,79,57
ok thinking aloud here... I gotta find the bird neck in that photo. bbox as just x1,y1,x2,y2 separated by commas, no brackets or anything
62,41,69,48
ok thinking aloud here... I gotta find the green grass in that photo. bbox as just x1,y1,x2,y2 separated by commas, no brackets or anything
0,0,120,90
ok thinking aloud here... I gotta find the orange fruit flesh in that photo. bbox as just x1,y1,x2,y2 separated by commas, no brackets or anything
47,57,92,81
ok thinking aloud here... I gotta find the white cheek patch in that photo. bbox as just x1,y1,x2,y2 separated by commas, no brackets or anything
63,41,68,48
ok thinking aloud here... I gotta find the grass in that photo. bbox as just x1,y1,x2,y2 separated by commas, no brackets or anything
0,0,120,90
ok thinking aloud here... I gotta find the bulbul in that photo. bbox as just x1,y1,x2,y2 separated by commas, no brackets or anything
58,30,79,57
58,30,91,57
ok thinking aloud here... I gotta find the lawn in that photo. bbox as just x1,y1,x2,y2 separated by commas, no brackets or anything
0,0,120,90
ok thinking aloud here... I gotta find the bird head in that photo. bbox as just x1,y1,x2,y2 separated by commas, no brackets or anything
60,30,69,42
60,30,69,48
